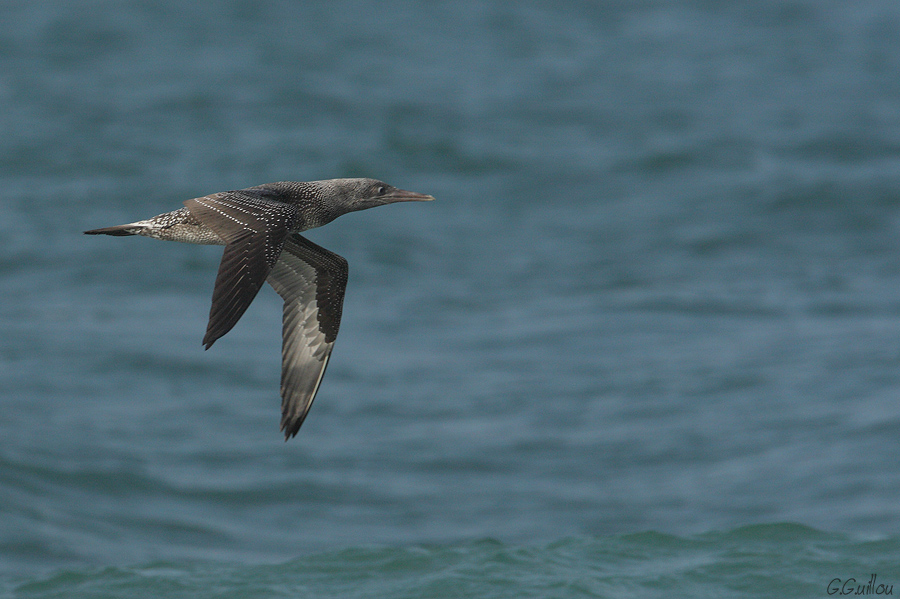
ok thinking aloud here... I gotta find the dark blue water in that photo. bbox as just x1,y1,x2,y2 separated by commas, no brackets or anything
4,0,900,595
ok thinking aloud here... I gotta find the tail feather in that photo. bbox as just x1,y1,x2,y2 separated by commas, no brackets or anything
84,224,142,236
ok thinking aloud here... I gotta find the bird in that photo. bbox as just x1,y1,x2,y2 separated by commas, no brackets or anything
85,178,434,439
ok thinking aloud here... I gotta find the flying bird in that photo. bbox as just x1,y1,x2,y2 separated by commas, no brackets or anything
85,178,434,439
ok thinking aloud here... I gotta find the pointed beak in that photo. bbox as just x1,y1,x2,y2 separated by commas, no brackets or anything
381,188,435,203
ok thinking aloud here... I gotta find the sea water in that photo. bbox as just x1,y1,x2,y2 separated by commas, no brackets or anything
3,1,900,596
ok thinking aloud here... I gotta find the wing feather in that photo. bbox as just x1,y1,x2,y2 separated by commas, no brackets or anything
184,191,296,348
266,233,348,439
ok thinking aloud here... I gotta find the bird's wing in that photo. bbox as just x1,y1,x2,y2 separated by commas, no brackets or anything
266,233,349,439
184,190,297,349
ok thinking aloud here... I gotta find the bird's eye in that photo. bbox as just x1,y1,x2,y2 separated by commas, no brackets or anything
377,186,386,195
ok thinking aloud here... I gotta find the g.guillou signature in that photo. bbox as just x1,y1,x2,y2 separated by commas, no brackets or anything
828,575,893,596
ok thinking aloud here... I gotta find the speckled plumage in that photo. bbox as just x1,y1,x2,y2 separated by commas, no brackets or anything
85,178,434,439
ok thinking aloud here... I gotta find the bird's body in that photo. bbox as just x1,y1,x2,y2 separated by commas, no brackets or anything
85,178,433,439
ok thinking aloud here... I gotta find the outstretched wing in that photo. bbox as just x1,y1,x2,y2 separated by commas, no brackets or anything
266,233,349,439
184,190,297,349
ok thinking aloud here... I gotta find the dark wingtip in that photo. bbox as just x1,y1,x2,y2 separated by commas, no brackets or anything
202,327,218,349
281,419,301,441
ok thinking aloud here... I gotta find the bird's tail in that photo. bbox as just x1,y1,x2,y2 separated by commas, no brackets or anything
84,223,145,236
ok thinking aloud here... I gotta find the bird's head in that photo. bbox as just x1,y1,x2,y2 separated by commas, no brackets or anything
316,178,435,216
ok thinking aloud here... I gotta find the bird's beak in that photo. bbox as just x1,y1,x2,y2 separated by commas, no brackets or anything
381,188,435,203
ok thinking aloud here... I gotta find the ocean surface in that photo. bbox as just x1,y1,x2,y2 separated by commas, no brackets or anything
3,0,900,596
